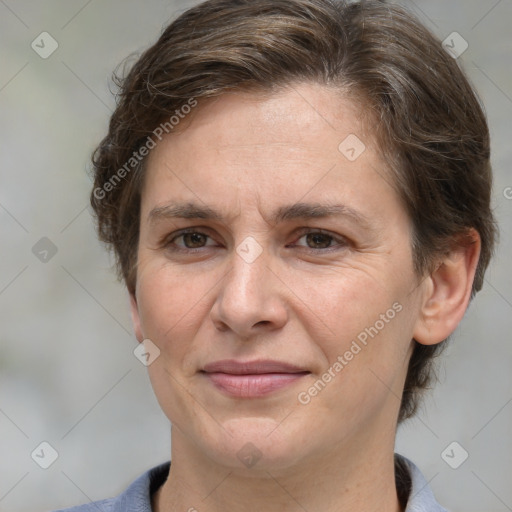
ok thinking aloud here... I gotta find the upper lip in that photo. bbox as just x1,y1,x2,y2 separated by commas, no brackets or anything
202,359,309,375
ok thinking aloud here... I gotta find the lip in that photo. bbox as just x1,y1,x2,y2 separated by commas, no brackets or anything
201,359,310,398
202,359,308,374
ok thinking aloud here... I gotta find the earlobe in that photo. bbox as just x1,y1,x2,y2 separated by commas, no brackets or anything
129,292,144,343
413,229,481,346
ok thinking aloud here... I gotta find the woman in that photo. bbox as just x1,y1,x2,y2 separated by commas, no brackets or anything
57,0,496,510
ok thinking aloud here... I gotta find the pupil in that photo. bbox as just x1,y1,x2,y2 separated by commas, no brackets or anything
185,233,205,248
308,233,330,248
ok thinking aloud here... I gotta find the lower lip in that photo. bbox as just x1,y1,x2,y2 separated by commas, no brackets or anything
203,372,309,398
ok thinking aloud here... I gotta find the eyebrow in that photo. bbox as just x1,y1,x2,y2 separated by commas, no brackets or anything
147,201,372,229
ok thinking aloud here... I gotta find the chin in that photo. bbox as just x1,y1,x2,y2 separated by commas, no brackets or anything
197,415,316,473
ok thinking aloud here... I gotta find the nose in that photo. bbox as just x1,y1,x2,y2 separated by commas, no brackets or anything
209,241,288,339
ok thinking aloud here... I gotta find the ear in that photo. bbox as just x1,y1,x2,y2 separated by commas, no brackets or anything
413,229,481,345
129,292,144,343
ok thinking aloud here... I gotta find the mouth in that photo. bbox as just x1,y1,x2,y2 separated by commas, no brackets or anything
200,359,310,398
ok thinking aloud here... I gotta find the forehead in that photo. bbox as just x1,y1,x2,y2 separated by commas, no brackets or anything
140,82,402,229
171,83,375,147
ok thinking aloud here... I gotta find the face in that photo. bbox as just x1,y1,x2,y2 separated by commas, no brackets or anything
130,82,427,473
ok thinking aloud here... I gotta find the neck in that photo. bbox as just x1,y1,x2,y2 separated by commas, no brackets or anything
153,424,403,512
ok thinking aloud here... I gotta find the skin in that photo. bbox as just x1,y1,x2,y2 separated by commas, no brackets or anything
129,82,480,512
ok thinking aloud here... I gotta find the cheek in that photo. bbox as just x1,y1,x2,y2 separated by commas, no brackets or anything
292,264,407,352
300,269,415,398
136,260,214,339
304,305,412,427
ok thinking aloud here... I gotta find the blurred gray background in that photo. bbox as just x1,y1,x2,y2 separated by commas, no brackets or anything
1,1,511,511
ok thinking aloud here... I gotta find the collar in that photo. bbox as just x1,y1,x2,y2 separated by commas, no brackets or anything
102,454,447,511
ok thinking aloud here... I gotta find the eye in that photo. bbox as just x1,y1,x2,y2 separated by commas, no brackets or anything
165,229,217,251
292,229,348,251
163,227,348,254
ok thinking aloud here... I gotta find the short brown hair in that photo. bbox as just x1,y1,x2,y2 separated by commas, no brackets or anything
90,0,497,422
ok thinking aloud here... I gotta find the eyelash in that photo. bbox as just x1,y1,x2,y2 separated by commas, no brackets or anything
163,227,348,254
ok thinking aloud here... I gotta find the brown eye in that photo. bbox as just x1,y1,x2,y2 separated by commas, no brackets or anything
165,230,216,252
293,230,347,252
304,232,334,249
180,232,208,248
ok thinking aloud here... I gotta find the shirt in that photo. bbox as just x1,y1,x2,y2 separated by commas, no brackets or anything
53,453,448,511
